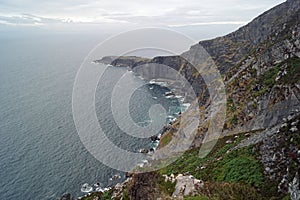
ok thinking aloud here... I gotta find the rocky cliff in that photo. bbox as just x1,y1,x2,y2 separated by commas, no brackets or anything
186,0,300,73
76,0,300,199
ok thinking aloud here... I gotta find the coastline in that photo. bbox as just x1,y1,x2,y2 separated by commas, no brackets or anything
74,62,191,199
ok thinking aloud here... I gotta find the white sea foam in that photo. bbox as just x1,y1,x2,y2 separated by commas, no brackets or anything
81,183,93,193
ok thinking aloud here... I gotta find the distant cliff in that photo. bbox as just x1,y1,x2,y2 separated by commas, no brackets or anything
185,0,300,73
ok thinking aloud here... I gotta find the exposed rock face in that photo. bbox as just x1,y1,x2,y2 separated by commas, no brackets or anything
60,193,73,200
221,1,300,134
172,175,204,198
95,56,150,67
127,172,160,200
111,178,132,199
233,112,300,197
183,0,300,73
289,173,300,200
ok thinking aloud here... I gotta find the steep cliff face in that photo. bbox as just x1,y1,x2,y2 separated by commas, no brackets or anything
223,5,300,133
81,1,300,200
184,0,300,73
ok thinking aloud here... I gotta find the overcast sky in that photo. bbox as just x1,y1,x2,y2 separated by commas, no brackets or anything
0,0,285,39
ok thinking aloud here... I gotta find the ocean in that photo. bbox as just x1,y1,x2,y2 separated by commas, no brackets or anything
0,34,184,199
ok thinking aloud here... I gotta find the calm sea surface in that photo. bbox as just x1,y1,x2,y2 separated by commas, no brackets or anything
0,34,182,199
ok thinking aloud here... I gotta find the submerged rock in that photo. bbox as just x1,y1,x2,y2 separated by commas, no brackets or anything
150,135,160,141
139,148,149,154
60,193,72,200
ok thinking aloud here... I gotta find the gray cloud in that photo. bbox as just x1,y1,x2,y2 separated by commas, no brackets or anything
0,14,65,26
0,0,285,27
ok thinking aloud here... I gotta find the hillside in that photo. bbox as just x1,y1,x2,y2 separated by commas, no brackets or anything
187,0,300,73
75,0,300,199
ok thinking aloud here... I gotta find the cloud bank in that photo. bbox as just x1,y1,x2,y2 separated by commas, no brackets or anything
0,0,285,28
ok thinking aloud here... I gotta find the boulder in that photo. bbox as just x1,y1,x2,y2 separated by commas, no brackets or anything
172,175,204,197
289,173,300,200
60,193,72,200
139,148,149,154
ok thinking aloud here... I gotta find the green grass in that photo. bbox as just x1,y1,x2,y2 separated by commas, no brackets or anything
101,190,112,200
122,188,130,200
215,147,263,187
262,64,280,88
282,195,291,200
201,145,264,187
157,124,298,199
230,114,238,125
260,57,300,89
81,190,113,200
157,175,176,196
159,131,173,148
253,87,268,97
159,133,261,183
184,182,264,200
204,182,263,200
227,98,236,112
281,57,300,84
184,196,211,200
159,132,264,190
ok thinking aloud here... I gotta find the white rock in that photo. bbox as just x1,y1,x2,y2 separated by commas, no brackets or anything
288,115,294,121
283,118,287,122
226,140,233,144
289,173,300,200
173,175,204,197
290,127,298,132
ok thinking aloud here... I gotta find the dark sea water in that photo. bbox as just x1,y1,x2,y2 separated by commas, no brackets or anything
0,34,182,199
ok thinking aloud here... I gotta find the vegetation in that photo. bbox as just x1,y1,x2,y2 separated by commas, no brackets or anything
101,190,112,200
159,133,263,186
281,57,300,84
184,196,210,200
122,188,130,200
259,57,300,90
157,131,282,199
200,182,263,200
214,146,263,187
230,114,238,125
159,131,173,148
253,87,267,97
80,192,102,200
262,64,280,88
157,175,176,196
81,190,113,200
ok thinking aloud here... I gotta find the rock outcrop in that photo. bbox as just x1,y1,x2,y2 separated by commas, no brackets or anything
184,0,300,73
172,175,204,198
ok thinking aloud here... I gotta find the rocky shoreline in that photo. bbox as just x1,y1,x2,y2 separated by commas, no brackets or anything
65,62,191,200
61,1,300,199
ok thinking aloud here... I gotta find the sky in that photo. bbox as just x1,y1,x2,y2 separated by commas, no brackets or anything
0,0,285,39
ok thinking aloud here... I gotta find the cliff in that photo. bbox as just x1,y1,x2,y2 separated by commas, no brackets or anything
186,0,300,73
76,0,300,199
